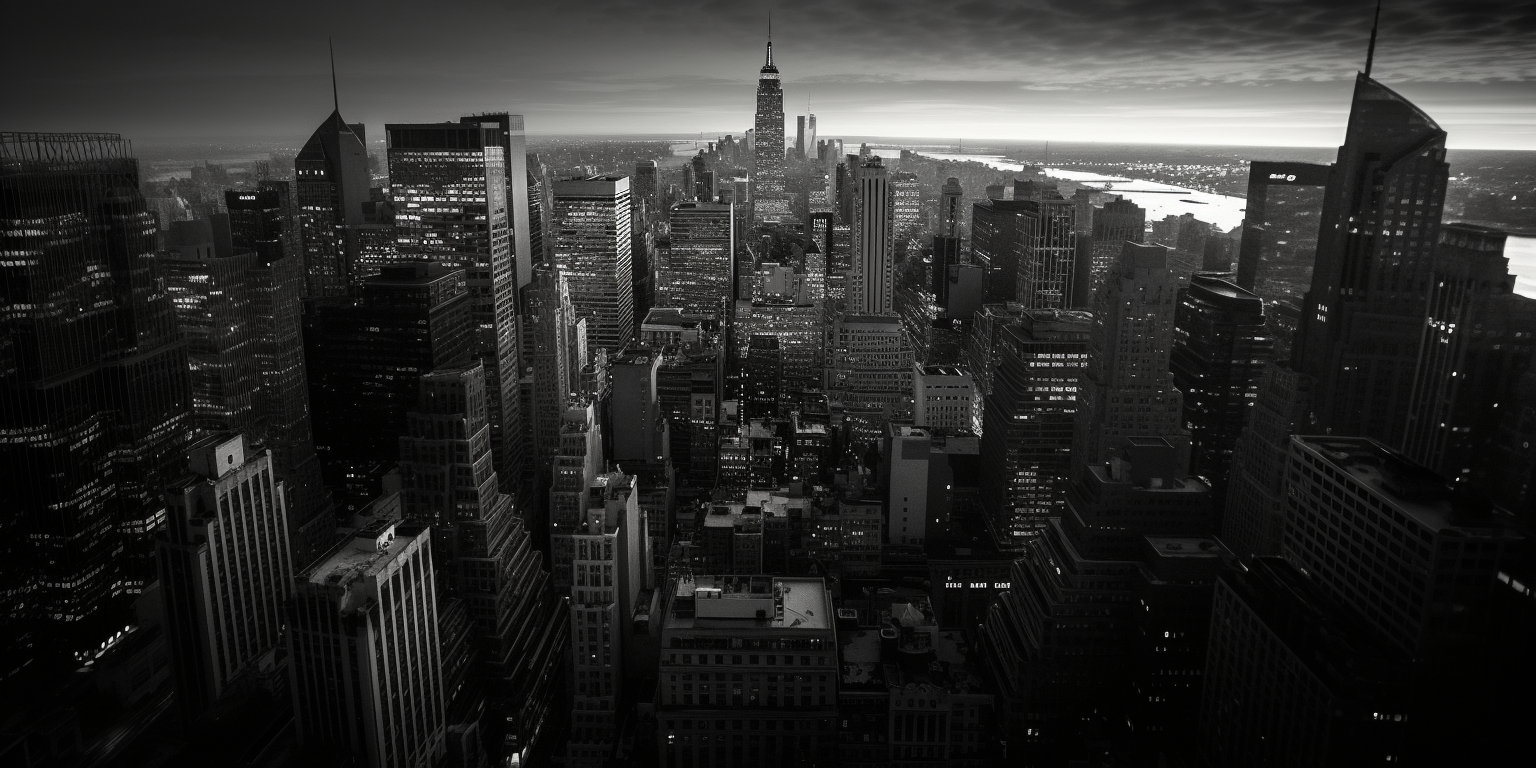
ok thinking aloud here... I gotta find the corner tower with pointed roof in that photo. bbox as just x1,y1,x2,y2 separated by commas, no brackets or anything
295,65,370,299
1294,72,1449,447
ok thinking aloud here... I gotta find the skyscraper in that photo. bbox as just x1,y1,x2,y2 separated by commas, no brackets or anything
751,38,791,225
461,113,533,287
553,176,636,356
289,523,446,768
853,156,894,315
939,176,963,238
1295,74,1450,447
304,263,473,509
1073,242,1188,474
891,171,921,241
971,198,1033,304
397,362,566,764
159,435,293,719
658,201,735,316
1170,275,1273,494
1,132,193,666
1220,362,1313,557
295,108,369,298
979,311,1092,548
805,113,817,160
1089,196,1145,292
1014,183,1079,310
795,115,806,158
387,120,525,487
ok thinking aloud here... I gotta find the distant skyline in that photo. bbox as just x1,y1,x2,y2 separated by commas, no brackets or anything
7,0,1535,149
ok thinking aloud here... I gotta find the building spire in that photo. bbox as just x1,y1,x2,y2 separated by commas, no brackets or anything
329,38,339,112
1364,0,1382,78
766,12,774,67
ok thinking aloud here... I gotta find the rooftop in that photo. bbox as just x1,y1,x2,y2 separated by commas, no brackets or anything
666,575,832,631
1293,436,1514,534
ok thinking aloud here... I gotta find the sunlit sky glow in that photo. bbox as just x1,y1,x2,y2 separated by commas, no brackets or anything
8,0,1535,148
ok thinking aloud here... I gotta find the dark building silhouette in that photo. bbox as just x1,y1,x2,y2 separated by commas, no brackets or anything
970,198,1032,305
1221,362,1314,557
1089,196,1145,293
1199,557,1412,767
1171,274,1273,496
295,109,369,298
304,262,472,512
1,132,192,669
1295,75,1451,448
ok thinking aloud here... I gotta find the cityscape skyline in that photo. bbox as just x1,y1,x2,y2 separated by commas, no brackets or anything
4,4,1534,767
6,1,1536,149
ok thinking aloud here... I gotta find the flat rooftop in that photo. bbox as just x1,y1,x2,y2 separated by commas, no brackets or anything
1293,436,1512,534
666,575,832,632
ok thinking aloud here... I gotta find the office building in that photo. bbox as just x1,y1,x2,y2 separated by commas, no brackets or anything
656,575,839,767
304,263,472,509
660,202,735,315
388,120,526,485
891,171,920,240
158,435,293,719
1283,436,1523,659
752,39,791,225
460,113,533,287
566,472,646,766
1,132,193,667
289,524,446,768
1234,161,1330,304
853,156,894,315
523,264,575,478
552,402,606,591
1198,557,1411,768
971,198,1033,304
634,160,660,220
1014,182,1079,310
1170,275,1272,493
295,107,369,298
1220,363,1314,557
828,315,916,445
1073,242,1188,474
794,115,805,158
553,176,636,356
1295,74,1451,447
979,311,1092,548
913,365,976,434
161,217,263,438
805,114,817,160
885,424,931,546
1088,196,1145,292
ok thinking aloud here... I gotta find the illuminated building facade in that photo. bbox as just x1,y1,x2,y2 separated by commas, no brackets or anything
853,157,894,315
751,40,791,225
295,110,369,298
553,176,636,356
660,202,735,316
387,120,525,485
1,132,192,664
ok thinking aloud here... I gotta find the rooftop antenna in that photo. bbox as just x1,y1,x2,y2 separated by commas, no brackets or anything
1364,0,1382,78
766,11,774,66
329,38,339,111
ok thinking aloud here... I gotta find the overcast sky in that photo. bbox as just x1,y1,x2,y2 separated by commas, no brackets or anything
7,0,1535,149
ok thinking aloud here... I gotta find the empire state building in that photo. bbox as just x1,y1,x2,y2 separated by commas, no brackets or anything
752,38,792,225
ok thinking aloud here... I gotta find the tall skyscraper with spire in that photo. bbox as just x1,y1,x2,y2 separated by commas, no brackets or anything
751,31,791,226
1294,73,1449,447
295,49,369,298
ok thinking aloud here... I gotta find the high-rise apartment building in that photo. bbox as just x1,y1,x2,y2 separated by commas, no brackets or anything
1170,275,1272,493
853,157,894,315
979,311,1092,548
1,132,193,666
655,575,839,767
659,202,735,316
553,176,636,356
1073,242,1188,474
159,435,293,719
387,120,526,487
751,40,791,225
295,109,369,297
1295,75,1450,447
289,523,446,768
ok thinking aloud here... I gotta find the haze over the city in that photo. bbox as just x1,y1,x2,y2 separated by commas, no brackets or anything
8,0,1535,148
